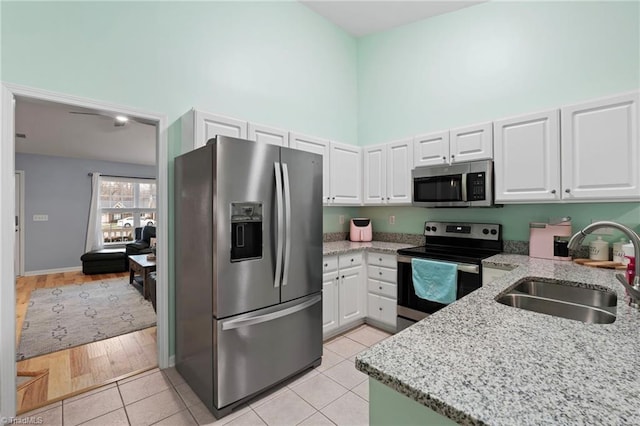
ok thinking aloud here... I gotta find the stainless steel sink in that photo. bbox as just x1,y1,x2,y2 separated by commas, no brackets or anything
496,278,617,324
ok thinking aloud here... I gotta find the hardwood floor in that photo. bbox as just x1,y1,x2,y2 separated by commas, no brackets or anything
15,271,158,414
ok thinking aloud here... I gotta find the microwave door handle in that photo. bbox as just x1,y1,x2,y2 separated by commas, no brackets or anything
461,173,468,202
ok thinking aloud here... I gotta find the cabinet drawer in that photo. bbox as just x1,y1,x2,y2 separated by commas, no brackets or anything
368,266,396,283
367,252,397,268
367,278,396,299
323,256,338,273
339,252,363,269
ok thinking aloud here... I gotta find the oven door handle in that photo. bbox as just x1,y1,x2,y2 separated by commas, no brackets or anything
397,255,479,275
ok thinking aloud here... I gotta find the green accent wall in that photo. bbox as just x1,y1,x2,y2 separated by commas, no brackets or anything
355,0,640,238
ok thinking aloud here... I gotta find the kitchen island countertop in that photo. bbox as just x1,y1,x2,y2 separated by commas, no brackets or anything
322,240,415,256
356,253,640,425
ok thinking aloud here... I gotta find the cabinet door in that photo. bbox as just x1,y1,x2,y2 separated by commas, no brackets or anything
289,133,331,203
330,142,362,205
377,295,397,328
194,110,247,150
494,110,560,202
413,131,449,167
367,293,381,321
248,123,288,147
339,266,365,324
322,272,339,334
561,91,639,201
450,122,493,163
387,138,413,204
363,145,387,205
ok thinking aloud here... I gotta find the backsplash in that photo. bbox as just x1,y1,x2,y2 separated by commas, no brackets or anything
322,233,592,258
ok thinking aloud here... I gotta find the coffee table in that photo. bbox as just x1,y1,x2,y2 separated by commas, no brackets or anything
128,254,156,299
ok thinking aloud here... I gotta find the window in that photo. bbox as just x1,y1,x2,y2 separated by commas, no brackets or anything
99,177,156,245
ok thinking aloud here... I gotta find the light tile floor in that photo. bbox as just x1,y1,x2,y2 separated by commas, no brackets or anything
19,324,390,426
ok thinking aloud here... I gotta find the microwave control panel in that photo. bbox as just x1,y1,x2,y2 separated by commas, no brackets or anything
466,172,486,201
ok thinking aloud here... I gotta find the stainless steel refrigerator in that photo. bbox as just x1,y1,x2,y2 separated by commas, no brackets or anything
175,136,323,418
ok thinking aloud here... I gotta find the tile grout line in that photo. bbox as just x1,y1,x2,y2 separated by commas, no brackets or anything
163,370,199,426
116,381,133,426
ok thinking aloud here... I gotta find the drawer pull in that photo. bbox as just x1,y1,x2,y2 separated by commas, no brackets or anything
379,258,382,261
350,258,354,262
379,286,382,290
379,307,382,311
324,263,328,267
379,271,382,275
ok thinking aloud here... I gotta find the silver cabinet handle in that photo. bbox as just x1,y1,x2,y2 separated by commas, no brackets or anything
565,189,571,193
274,163,284,288
551,189,556,194
222,295,321,330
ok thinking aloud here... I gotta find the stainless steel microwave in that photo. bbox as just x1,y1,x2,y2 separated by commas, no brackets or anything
412,160,494,207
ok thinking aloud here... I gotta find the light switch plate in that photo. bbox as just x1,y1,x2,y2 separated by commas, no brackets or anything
33,214,48,222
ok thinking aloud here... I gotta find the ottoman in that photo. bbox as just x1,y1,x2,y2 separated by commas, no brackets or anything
80,249,127,274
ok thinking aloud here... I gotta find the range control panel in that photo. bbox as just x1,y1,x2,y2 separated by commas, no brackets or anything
424,221,501,240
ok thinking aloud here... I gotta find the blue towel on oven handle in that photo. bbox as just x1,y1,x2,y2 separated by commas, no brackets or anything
411,258,457,304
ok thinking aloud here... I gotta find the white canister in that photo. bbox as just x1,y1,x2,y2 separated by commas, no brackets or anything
613,239,628,263
589,236,609,261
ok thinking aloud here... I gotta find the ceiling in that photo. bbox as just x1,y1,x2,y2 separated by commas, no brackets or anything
15,98,157,166
301,1,485,36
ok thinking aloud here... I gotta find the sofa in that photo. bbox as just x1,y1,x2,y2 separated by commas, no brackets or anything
80,249,127,274
125,226,156,256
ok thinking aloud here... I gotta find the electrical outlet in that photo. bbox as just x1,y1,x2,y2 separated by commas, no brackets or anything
389,215,396,225
590,219,613,235
339,215,345,225
33,214,48,222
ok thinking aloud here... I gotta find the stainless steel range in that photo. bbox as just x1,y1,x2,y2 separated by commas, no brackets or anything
396,221,502,331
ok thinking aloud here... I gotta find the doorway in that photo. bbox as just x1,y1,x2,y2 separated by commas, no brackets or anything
0,83,169,419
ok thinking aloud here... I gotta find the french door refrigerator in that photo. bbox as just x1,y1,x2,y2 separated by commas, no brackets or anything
175,136,323,418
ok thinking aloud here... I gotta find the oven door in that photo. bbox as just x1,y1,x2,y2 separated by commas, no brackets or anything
396,255,481,329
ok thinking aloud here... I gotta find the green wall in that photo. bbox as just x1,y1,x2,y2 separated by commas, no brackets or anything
2,1,358,357
354,1,640,238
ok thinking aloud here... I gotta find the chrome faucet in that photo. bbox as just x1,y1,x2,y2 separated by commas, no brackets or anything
568,221,640,309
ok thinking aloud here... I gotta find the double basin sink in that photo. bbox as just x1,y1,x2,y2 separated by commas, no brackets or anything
496,278,617,324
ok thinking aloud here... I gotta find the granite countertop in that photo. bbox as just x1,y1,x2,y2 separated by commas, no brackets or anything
356,254,640,425
322,240,415,256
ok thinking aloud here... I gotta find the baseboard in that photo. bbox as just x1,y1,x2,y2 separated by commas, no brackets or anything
168,355,175,367
23,266,82,276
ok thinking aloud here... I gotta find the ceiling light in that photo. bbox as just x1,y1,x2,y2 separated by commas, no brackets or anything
115,115,129,123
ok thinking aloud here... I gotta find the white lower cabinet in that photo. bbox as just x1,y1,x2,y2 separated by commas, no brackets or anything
322,253,365,338
365,253,397,331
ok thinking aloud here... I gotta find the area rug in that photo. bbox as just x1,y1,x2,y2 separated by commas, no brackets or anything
17,277,156,361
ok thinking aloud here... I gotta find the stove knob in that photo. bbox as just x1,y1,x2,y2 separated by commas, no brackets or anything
425,226,432,232
490,229,497,235
432,226,437,232
482,228,489,235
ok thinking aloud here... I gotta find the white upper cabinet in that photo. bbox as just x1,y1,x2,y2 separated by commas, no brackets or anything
181,109,247,153
248,123,288,147
413,124,492,167
330,142,362,205
289,133,331,203
450,122,493,163
561,91,639,201
363,139,413,205
386,138,413,204
413,130,450,167
494,110,561,202
363,144,387,204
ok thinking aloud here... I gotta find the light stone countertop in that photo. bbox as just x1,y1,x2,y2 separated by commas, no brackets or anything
356,253,640,425
322,240,416,256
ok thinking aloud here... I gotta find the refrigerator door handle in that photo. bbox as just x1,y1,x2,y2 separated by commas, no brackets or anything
274,162,284,288
221,295,321,330
282,163,292,287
